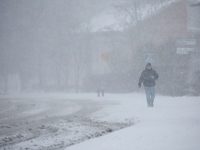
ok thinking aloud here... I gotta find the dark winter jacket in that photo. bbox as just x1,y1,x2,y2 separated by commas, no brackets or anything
139,68,158,87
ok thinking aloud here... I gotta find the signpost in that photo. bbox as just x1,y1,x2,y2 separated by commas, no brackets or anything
101,52,108,60
101,52,108,68
145,54,154,63
173,39,196,97
176,48,194,54
176,39,196,45
98,52,108,97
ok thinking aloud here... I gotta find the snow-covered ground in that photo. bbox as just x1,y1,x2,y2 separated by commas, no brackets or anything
66,93,200,150
0,93,200,150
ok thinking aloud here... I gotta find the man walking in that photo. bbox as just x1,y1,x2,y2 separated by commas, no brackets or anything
138,63,159,107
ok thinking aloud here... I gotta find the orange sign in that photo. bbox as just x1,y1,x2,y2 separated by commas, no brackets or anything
101,52,108,60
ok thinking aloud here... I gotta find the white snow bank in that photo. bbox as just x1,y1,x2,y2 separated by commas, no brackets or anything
65,93,200,150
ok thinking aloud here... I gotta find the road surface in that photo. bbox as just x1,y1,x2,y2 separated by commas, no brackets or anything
0,97,131,150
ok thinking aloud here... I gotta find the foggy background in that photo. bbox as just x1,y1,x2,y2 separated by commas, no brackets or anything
0,0,200,96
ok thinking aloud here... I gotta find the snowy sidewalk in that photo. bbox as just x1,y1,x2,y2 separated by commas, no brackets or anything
66,94,200,150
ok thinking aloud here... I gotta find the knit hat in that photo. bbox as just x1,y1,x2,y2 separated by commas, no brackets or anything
146,63,151,67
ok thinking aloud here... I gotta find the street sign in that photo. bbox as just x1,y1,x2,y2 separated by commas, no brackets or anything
145,54,154,63
177,48,194,54
103,61,107,66
177,50,188,54
176,39,196,45
101,52,108,60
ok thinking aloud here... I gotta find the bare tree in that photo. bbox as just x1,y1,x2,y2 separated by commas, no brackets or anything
0,0,118,93
113,0,176,68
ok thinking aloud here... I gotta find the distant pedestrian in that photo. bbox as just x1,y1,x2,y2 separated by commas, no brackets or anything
138,63,159,107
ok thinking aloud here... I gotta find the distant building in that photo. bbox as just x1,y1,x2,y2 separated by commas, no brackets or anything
88,0,188,74
85,0,200,94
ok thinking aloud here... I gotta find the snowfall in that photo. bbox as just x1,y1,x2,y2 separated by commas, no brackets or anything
0,92,200,150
